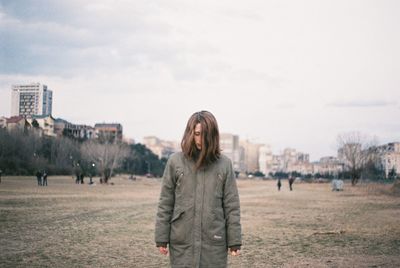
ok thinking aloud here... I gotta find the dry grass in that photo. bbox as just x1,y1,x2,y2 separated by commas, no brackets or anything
0,176,399,267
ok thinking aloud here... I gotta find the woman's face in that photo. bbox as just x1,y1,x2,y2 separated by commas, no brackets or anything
194,123,202,150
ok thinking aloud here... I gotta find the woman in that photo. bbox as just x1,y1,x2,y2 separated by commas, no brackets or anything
155,111,242,268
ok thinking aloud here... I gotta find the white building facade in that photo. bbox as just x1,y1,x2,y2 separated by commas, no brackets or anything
27,115,57,137
312,156,343,176
259,145,273,175
220,133,241,172
240,139,263,173
377,142,400,178
259,147,312,176
11,83,53,117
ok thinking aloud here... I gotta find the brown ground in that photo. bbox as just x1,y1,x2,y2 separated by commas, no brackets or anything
0,176,399,267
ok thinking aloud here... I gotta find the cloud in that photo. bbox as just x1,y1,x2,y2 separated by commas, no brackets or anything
327,100,398,108
1,0,281,83
275,102,296,109
0,1,183,76
229,69,283,87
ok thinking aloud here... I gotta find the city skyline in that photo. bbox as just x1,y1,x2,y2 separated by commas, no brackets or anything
1,1,399,161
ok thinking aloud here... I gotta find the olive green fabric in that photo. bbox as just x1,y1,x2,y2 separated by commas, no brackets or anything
155,152,242,268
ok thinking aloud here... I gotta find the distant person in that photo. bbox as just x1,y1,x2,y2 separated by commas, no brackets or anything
42,171,48,186
75,173,80,184
288,176,295,191
36,170,42,186
277,178,282,191
80,174,84,184
0,169,2,183
155,111,242,267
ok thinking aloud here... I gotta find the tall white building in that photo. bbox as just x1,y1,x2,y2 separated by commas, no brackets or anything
377,142,400,178
313,156,343,176
220,133,241,171
11,83,53,117
259,145,273,175
240,139,263,173
259,147,313,175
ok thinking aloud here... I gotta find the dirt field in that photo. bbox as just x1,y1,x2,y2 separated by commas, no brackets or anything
1,176,399,268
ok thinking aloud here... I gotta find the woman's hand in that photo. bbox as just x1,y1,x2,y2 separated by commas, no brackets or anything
158,246,169,255
230,249,240,256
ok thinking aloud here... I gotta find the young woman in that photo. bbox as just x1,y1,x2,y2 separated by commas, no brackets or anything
155,111,242,267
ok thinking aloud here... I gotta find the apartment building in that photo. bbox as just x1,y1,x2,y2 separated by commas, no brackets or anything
377,142,400,178
11,83,53,117
27,115,57,137
259,145,273,175
312,156,343,175
142,136,179,159
240,139,263,173
220,133,241,172
5,116,31,131
54,118,95,140
259,147,312,175
94,123,123,142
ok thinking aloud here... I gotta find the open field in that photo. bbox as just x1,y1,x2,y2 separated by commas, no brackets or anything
1,176,399,268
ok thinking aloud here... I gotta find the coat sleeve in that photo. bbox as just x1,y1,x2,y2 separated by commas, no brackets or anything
223,160,242,248
154,157,176,245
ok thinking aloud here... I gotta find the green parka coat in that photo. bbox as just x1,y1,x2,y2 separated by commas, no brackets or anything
155,152,242,268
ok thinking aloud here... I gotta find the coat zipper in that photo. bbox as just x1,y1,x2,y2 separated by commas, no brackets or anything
177,172,184,188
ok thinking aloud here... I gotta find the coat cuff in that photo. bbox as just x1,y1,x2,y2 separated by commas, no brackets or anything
229,245,241,251
156,242,168,247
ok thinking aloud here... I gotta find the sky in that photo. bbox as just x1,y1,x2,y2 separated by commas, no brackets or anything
0,0,399,161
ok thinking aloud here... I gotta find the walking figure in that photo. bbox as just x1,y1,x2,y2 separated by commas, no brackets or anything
155,111,242,267
36,170,42,186
277,178,282,191
42,171,48,186
288,176,295,191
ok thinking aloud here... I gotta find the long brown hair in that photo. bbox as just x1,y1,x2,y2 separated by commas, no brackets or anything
181,111,221,169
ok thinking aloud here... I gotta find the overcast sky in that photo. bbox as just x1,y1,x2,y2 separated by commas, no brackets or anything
0,0,399,161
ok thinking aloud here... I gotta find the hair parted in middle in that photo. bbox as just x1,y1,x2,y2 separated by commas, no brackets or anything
181,110,221,169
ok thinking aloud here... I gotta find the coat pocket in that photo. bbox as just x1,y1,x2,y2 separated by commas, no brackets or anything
170,209,184,223
212,173,224,212
207,209,227,246
170,207,193,245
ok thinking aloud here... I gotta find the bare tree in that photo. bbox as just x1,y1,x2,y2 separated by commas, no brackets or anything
337,132,379,185
81,140,129,184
